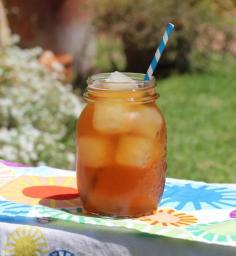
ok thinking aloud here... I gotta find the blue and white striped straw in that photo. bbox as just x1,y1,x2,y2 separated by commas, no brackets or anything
144,23,175,81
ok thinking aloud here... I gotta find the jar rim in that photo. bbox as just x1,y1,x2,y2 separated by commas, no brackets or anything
87,72,155,91
85,72,158,103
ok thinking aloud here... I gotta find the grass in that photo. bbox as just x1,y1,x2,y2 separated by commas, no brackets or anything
157,72,236,183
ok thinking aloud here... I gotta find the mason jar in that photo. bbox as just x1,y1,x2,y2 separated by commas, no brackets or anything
76,73,167,217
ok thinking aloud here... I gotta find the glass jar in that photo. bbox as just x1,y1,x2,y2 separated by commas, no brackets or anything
76,73,167,217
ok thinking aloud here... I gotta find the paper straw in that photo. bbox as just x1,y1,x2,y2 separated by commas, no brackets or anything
144,23,175,81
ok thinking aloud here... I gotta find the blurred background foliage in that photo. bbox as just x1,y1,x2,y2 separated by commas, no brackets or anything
0,0,236,181
90,0,236,76
0,39,83,169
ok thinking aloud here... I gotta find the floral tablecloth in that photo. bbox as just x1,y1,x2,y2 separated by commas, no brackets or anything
0,160,236,256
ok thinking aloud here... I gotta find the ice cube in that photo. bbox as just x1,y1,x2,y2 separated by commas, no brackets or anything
105,71,137,89
115,136,155,168
107,71,134,83
133,106,163,138
78,136,113,168
154,142,166,163
93,102,134,133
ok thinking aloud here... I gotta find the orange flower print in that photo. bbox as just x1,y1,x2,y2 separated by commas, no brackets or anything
139,208,197,227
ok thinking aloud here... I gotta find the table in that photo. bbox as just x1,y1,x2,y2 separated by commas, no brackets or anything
0,161,236,256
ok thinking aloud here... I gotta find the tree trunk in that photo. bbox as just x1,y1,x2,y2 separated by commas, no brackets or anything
0,0,11,47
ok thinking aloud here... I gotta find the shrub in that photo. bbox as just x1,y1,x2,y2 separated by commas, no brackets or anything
0,42,83,169
90,0,236,75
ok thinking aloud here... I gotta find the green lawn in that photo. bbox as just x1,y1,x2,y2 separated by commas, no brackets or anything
157,72,236,183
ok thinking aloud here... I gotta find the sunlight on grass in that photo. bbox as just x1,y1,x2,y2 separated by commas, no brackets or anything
158,73,236,183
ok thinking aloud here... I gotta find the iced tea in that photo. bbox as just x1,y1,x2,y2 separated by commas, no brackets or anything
76,73,167,217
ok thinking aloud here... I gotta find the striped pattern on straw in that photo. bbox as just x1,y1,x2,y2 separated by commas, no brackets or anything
144,23,175,81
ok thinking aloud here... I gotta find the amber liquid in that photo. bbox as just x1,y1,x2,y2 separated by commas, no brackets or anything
76,94,167,217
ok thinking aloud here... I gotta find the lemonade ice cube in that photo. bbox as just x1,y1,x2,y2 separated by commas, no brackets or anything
93,102,134,133
78,136,113,168
105,71,137,89
115,136,155,168
133,106,163,138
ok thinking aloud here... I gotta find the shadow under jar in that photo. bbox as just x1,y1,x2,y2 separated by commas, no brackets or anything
76,73,167,217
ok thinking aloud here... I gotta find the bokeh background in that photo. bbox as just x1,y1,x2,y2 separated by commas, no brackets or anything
1,0,236,182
